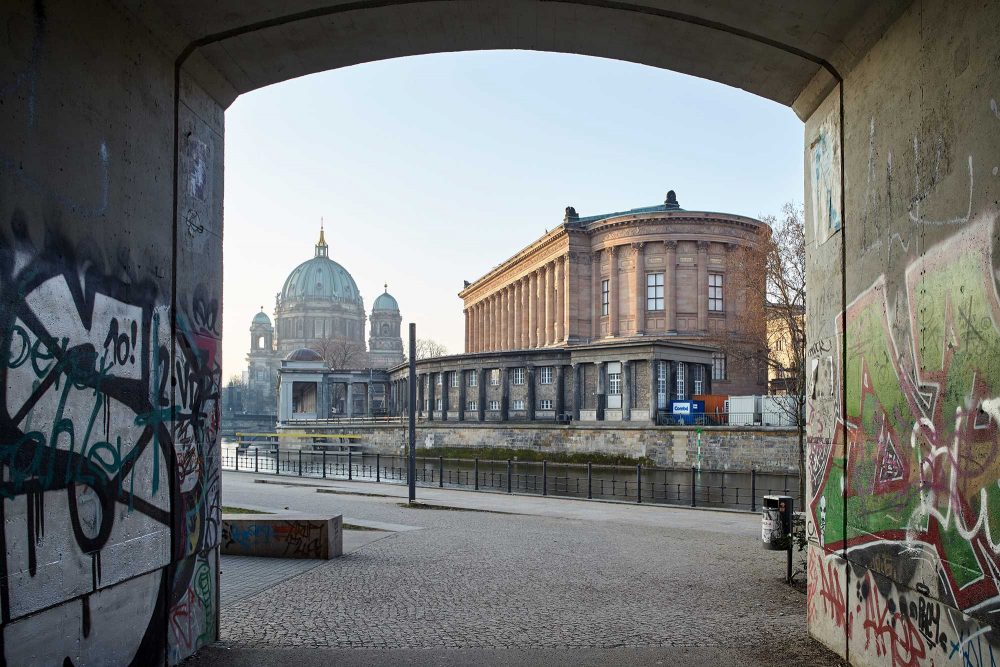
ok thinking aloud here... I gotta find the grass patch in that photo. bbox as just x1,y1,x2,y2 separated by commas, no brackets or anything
221,506,271,514
413,446,653,466
342,523,382,531
397,501,514,515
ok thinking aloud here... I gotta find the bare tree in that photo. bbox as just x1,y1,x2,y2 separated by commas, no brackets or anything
403,338,448,362
314,337,367,369
723,202,806,499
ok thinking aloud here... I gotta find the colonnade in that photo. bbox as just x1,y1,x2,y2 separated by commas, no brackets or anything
466,255,569,352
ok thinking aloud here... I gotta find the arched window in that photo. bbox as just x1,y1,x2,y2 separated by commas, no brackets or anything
258,336,265,349
380,322,390,335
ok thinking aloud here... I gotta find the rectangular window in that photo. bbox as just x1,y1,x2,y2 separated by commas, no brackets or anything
601,279,610,316
646,272,664,311
539,399,553,410
540,367,554,384
693,365,704,395
490,369,501,386
608,371,622,396
512,399,525,410
712,353,727,380
450,372,459,388
709,273,724,312
468,371,478,387
435,398,442,410
657,360,668,409
489,400,500,411
675,362,686,400
467,400,478,411
436,374,442,386
512,368,525,385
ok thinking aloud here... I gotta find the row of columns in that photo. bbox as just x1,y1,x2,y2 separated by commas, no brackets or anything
466,255,569,352
388,359,713,423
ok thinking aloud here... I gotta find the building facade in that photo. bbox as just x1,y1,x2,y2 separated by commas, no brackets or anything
388,191,770,424
235,226,405,415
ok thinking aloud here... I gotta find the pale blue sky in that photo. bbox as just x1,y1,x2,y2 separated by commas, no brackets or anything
223,50,803,379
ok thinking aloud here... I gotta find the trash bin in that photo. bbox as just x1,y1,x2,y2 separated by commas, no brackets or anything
762,495,793,550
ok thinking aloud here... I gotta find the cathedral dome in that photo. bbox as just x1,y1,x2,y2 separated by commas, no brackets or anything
280,227,363,305
372,286,399,312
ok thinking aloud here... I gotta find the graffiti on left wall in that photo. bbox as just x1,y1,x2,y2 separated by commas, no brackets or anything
0,209,221,664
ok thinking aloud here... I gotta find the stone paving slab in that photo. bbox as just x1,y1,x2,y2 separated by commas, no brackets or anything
202,472,840,665
220,556,325,607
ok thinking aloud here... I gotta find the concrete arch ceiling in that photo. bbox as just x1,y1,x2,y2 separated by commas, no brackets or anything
125,0,912,119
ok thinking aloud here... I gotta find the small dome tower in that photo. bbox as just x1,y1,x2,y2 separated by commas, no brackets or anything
368,284,404,369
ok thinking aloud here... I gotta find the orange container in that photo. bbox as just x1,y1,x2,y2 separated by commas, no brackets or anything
694,394,729,424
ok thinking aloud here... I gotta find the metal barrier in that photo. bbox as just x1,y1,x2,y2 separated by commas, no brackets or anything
223,449,800,513
655,410,801,427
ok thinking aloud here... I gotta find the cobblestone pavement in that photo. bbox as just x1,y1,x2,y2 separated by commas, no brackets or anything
203,472,841,665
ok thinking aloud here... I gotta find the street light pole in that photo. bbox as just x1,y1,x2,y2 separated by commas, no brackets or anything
408,323,417,503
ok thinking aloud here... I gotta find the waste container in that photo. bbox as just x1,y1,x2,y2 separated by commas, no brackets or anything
762,495,793,550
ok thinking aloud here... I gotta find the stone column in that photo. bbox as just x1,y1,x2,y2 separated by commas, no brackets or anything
464,309,469,352
494,294,502,350
458,371,467,422
346,381,354,418
482,301,490,352
513,280,522,349
477,368,487,422
596,361,606,421
507,287,515,350
562,254,572,343
554,257,565,343
592,251,602,339
543,262,554,345
556,364,566,417
697,241,709,332
665,241,677,332
528,271,538,348
649,359,658,423
571,363,582,420
622,360,631,421
500,290,508,350
704,362,712,395
441,371,450,421
501,367,510,421
526,364,537,421
427,374,436,421
608,247,619,337
633,242,645,335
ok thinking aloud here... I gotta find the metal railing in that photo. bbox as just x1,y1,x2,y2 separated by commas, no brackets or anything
655,410,801,427
221,448,800,512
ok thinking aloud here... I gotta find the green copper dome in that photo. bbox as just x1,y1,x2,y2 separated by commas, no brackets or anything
252,310,272,326
372,285,399,312
280,230,363,305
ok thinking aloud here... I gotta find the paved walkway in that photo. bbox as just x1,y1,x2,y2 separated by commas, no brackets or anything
190,471,841,666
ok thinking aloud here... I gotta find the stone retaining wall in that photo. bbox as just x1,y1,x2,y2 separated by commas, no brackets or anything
286,424,800,472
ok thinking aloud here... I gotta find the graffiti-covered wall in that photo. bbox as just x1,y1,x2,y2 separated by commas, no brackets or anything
805,0,1000,664
0,1,222,664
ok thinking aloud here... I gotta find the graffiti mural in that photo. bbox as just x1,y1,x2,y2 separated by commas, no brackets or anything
809,213,1000,664
809,102,843,246
0,211,221,665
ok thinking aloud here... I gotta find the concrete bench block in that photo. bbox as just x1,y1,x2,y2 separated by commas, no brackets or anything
221,514,343,559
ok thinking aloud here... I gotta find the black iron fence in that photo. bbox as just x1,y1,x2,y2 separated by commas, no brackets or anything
221,448,800,512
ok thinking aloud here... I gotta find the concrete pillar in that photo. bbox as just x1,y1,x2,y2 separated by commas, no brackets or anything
556,364,566,417
458,370,467,421
572,363,582,420
596,362,607,421
704,363,712,395
543,262,554,346
347,381,354,418
608,247,619,337
441,371,449,421
526,365,537,421
633,242,645,335
665,241,677,332
622,360,631,421
477,368,487,422
649,359,658,423
528,271,538,348
697,241,709,332
501,367,510,421
555,257,565,343
427,374,436,421
592,251,602,340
